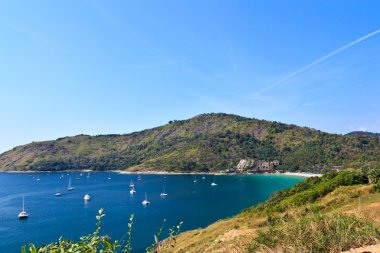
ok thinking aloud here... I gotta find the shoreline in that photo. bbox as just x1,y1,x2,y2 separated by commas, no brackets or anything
116,170,322,178
1,170,323,178
279,172,323,178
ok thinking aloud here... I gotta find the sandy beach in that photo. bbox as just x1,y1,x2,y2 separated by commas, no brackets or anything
116,170,323,178
280,172,323,178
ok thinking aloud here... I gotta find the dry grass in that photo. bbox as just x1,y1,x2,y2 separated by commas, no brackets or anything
167,215,263,253
248,213,380,253
165,185,380,253
247,185,380,253
320,185,375,208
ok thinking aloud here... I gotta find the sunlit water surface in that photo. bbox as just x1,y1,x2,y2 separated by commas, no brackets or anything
0,172,303,252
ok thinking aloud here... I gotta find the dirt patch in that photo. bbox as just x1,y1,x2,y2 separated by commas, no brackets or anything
345,201,380,215
218,228,256,242
341,243,380,253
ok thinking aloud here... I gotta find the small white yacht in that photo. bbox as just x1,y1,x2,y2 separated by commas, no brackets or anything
130,186,136,194
84,194,91,201
87,172,90,179
211,176,217,186
108,175,112,180
129,179,134,187
202,176,206,180
137,175,141,181
67,177,74,191
18,197,28,219
160,185,168,197
54,188,62,197
142,192,150,205
193,175,197,183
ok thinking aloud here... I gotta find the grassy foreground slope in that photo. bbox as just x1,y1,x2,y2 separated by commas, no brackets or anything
169,170,380,253
1,113,380,172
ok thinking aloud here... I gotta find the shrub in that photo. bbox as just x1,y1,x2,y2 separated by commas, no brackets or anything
22,209,134,253
254,171,366,213
368,168,380,184
22,209,181,253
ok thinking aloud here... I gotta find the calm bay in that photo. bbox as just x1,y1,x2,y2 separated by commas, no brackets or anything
0,172,303,252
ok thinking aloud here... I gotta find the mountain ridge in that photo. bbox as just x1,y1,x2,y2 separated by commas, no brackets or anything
345,131,380,138
1,113,380,172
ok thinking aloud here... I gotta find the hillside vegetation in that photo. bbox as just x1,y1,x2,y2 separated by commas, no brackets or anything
1,113,380,172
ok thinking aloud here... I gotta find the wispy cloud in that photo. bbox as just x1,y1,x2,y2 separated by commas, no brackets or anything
251,28,380,99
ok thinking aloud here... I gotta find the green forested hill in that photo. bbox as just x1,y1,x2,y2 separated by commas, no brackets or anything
345,131,380,138
1,113,379,172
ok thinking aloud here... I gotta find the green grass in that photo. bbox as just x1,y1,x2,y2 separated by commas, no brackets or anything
247,171,366,214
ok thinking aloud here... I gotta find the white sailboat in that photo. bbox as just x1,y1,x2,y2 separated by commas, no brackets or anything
160,185,168,197
202,175,206,180
193,175,197,183
129,179,134,187
108,174,112,180
130,186,136,194
84,194,91,201
137,174,141,181
142,192,150,205
54,188,62,197
87,172,90,179
211,176,217,186
18,196,28,219
67,177,74,191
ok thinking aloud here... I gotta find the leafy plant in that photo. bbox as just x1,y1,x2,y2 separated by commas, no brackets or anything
368,168,380,184
145,219,184,253
22,209,180,253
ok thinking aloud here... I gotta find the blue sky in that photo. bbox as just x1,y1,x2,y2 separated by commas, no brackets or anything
0,0,379,153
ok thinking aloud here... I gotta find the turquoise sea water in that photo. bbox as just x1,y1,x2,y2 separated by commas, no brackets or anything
0,172,303,252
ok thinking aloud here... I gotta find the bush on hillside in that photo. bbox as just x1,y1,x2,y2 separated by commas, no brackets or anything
254,171,366,213
368,168,380,184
